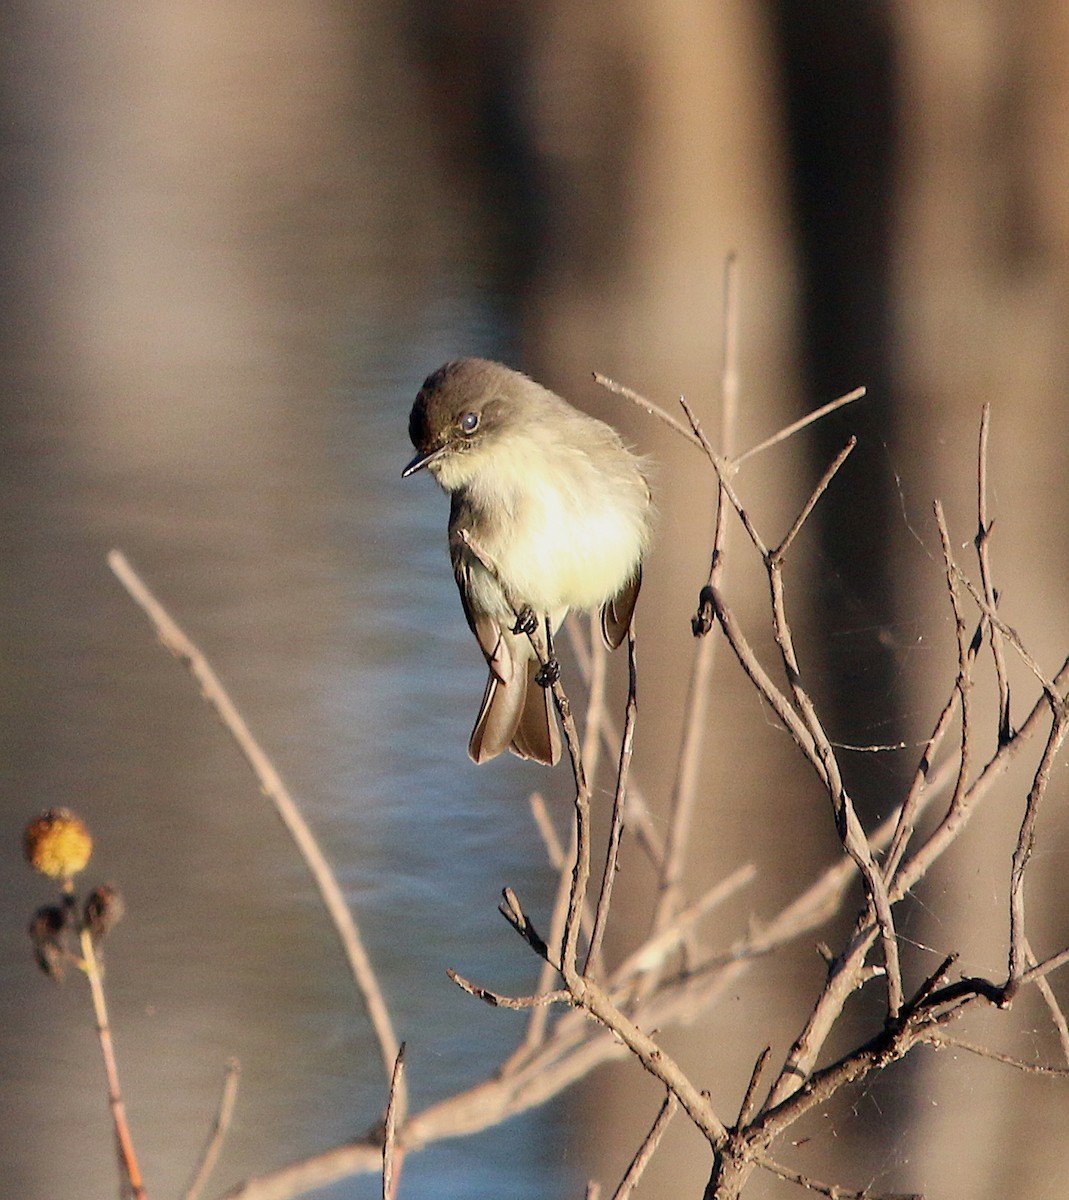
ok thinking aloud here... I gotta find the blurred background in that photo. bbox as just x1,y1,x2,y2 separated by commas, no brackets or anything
3,2,1069,1197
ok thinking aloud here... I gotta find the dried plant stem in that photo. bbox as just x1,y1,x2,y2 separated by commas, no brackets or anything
894,653,1069,899
1008,704,1069,989
976,403,1011,739
1023,935,1069,1065
594,372,702,448
586,629,638,972
79,925,147,1200
106,550,403,1102
382,1044,407,1200
609,1091,679,1200
734,387,866,466
184,1059,240,1200
567,617,665,867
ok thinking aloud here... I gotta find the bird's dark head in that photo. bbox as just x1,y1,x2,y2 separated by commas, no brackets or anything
402,358,519,482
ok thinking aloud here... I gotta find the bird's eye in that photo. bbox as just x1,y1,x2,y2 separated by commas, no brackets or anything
460,411,480,435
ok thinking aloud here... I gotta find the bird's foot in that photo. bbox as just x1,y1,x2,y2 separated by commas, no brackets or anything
535,658,561,688
512,606,538,636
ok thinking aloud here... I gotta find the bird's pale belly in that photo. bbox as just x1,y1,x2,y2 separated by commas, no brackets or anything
476,500,641,616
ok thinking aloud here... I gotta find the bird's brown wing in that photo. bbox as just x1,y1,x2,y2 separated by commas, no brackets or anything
600,566,642,649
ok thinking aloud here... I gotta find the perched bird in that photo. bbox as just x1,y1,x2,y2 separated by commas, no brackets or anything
403,358,652,765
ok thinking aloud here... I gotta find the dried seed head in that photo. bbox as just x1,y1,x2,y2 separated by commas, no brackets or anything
24,809,93,881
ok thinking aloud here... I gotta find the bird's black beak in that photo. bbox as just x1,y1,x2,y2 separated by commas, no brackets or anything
402,445,444,478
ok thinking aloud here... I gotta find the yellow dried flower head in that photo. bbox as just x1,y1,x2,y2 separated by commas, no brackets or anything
23,809,93,880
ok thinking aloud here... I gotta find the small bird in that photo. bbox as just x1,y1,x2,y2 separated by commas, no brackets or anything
403,358,652,765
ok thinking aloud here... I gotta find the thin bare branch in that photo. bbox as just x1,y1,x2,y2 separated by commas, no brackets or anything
734,386,867,466
512,819,580,1060
737,1047,771,1126
894,654,1069,899
975,403,1012,740
950,563,1058,699
883,608,983,883
529,792,566,870
107,550,403,1100
593,372,703,448
756,1153,921,1200
679,394,768,557
566,615,665,868
183,1059,240,1200
1008,704,1069,988
609,1091,679,1200
933,504,975,823
79,925,148,1200
771,437,857,563
1018,944,1069,987
499,887,551,962
766,554,903,1017
708,582,825,782
446,969,568,1009
586,629,639,973
563,971,729,1145
1023,936,1069,1066
382,1044,406,1200
450,531,594,975
928,1033,1069,1077
580,621,610,785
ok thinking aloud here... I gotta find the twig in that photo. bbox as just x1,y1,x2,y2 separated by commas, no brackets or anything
893,653,1069,899
566,616,665,867
183,1059,240,1200
80,925,148,1200
512,816,581,1060
499,887,551,962
883,603,981,883
447,970,567,1009
594,371,867,475
1024,935,1069,1065
756,1152,921,1200
1019,944,1069,986
975,403,1012,740
950,563,1058,700
928,1033,1069,1077
1007,703,1069,989
770,438,857,562
106,550,403,1101
529,792,566,870
382,1044,406,1200
737,1047,771,1126
609,1091,679,1200
679,394,768,557
734,386,867,466
593,372,703,448
580,616,610,783
933,505,975,827
766,472,903,1017
586,628,638,973
562,972,728,1145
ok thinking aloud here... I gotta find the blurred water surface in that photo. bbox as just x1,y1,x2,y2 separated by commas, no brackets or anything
0,5,572,1197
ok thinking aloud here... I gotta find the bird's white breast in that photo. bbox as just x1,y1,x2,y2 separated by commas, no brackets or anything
444,423,649,618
